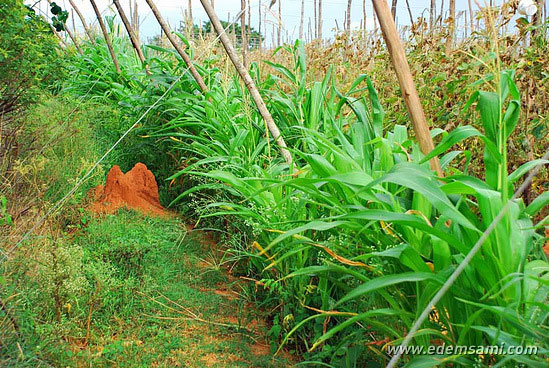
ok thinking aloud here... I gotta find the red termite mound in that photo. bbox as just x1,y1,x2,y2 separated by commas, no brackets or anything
90,163,166,216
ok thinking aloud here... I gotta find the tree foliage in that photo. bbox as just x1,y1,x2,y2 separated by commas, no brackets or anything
0,0,65,168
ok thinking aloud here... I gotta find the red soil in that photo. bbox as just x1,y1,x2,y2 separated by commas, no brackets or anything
90,163,167,217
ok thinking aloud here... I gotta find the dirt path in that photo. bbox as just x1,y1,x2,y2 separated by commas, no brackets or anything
57,210,290,367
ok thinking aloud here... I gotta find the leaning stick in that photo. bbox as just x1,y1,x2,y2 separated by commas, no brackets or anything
68,0,96,46
47,0,82,54
144,0,208,93
64,17,83,54
112,0,151,76
199,0,292,165
371,0,443,176
49,23,68,49
89,0,121,74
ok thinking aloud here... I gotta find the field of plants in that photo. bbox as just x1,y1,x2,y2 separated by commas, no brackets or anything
1,0,548,367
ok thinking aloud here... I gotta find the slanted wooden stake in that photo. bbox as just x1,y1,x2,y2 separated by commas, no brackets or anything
144,0,208,93
112,0,151,76
68,0,96,46
49,23,68,49
371,0,443,175
89,0,121,74
199,0,292,165
65,22,83,54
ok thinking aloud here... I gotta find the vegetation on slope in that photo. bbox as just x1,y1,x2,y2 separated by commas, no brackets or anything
1,0,548,367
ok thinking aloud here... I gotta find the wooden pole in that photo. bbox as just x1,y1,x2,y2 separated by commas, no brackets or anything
277,0,282,46
89,0,121,74
133,0,140,39
371,0,442,175
188,0,193,25
439,0,445,27
112,0,150,76
405,0,413,26
71,9,76,36
467,0,474,34
391,0,398,20
68,0,96,46
258,0,262,39
144,0,208,93
363,0,367,35
299,0,305,40
247,0,251,48
318,0,323,40
199,0,292,165
346,0,352,34
314,0,317,38
241,0,247,66
445,0,455,55
430,0,435,30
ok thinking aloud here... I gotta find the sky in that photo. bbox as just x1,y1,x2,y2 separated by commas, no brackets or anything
29,0,515,47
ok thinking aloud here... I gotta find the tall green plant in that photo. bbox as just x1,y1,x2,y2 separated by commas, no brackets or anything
66,35,548,366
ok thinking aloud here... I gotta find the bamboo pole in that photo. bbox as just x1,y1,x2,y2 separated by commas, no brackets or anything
68,0,96,46
144,0,208,93
199,0,292,165
72,9,76,35
299,0,305,40
89,0,121,74
241,0,247,67
430,0,435,29
371,0,442,176
439,0,445,26
258,0,262,38
362,0,367,34
277,0,282,46
405,0,413,26
112,0,150,76
445,0,456,55
133,1,140,39
318,0,323,40
314,0,317,38
391,0,398,20
247,0,251,49
467,0,474,34
346,0,352,34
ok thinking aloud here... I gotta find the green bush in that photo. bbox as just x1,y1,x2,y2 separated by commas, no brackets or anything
0,0,65,106
0,0,66,177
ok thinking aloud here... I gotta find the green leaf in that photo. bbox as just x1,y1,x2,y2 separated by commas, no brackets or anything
336,272,441,306
508,159,549,184
367,163,478,231
420,126,483,164
525,191,549,216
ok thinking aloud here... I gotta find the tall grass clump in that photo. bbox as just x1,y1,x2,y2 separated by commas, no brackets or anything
122,39,546,365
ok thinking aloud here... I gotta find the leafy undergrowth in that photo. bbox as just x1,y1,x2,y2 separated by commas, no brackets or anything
3,210,290,367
